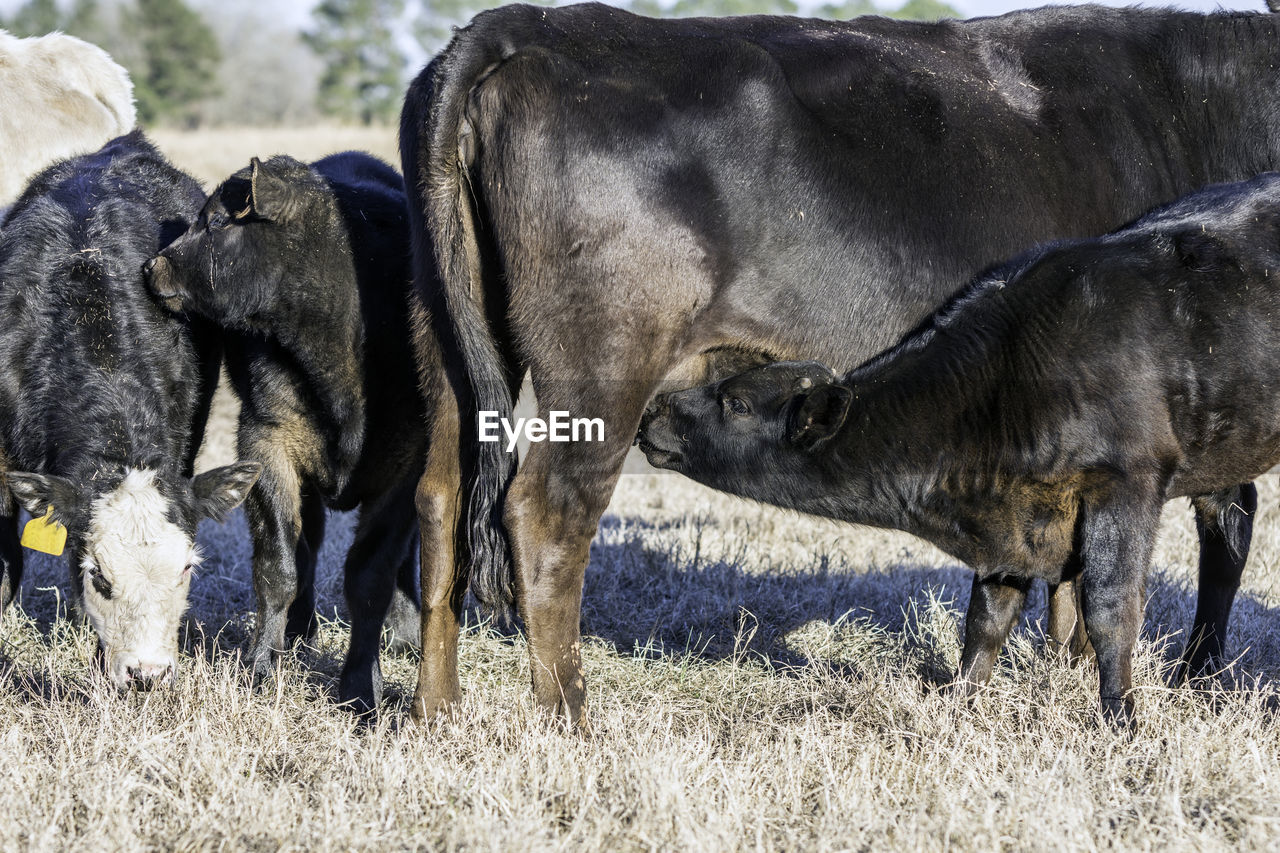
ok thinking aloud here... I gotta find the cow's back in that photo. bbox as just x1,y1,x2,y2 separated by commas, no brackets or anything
0,132,206,478
451,3,1280,370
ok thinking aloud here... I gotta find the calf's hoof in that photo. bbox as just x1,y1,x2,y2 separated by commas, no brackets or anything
383,589,421,655
338,662,383,717
284,606,318,645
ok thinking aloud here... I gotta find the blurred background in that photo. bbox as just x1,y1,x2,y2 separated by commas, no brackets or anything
0,0,1264,132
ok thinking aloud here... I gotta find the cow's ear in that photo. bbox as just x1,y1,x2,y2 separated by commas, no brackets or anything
788,385,852,450
1173,230,1229,273
192,462,262,522
5,472,79,526
248,158,297,222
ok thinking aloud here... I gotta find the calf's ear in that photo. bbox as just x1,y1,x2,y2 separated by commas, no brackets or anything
249,158,298,222
788,385,852,450
192,462,263,522
5,472,79,526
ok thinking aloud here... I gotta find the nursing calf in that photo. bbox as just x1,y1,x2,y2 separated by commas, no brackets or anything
0,132,260,688
145,153,433,713
638,174,1280,723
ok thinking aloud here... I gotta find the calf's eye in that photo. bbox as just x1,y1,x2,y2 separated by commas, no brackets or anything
724,397,751,416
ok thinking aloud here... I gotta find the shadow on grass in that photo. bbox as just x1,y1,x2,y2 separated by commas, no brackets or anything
6,507,1280,708
578,514,1280,690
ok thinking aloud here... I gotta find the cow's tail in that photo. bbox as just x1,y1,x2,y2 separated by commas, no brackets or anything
401,32,518,619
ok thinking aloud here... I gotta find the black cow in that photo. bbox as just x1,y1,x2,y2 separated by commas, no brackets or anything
0,131,261,689
144,153,433,713
403,2,1280,726
638,174,1280,724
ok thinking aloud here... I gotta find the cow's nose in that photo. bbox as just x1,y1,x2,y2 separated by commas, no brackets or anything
126,663,173,690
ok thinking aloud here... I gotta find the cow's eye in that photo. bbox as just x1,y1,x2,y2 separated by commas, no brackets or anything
723,396,751,417
86,565,114,600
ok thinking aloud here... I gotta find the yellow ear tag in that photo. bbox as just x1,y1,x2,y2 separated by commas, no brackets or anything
20,508,67,556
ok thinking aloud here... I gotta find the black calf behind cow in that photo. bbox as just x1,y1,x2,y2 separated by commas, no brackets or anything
639,174,1280,723
0,131,261,688
145,152,436,713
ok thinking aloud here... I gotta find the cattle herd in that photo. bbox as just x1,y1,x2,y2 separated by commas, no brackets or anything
1,0,1280,732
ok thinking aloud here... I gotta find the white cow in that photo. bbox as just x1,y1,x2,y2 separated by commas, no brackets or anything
0,29,136,210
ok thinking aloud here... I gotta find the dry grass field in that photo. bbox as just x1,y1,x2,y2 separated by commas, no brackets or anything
2,127,1280,851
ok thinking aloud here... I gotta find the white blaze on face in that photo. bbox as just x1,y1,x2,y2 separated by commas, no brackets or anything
80,468,198,688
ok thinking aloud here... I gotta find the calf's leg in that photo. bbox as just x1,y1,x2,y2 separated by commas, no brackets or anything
1046,563,1095,664
0,510,20,611
244,449,306,681
383,532,421,654
338,483,417,714
1176,482,1255,682
1079,494,1161,726
285,493,326,643
954,573,1032,694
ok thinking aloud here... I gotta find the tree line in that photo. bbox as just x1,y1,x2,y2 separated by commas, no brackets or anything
2,0,959,126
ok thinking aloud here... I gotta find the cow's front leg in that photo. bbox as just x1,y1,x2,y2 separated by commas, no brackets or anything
953,572,1032,695
1079,492,1161,727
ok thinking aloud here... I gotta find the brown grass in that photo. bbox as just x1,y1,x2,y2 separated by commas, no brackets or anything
2,128,1275,851
4,460,1280,850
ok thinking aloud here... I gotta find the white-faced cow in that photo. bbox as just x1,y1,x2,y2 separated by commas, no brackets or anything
0,132,260,689
403,3,1280,727
0,28,136,211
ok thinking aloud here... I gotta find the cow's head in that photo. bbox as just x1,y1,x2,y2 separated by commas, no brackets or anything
5,463,261,689
637,361,850,495
143,155,319,325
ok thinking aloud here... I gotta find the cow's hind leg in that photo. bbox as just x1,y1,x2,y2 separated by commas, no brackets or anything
506,377,656,730
1176,482,1255,683
338,482,417,714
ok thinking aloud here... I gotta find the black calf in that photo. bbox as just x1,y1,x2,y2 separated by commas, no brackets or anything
639,174,1280,724
145,152,430,713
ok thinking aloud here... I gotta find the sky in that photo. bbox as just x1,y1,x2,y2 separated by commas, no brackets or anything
0,0,1270,24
